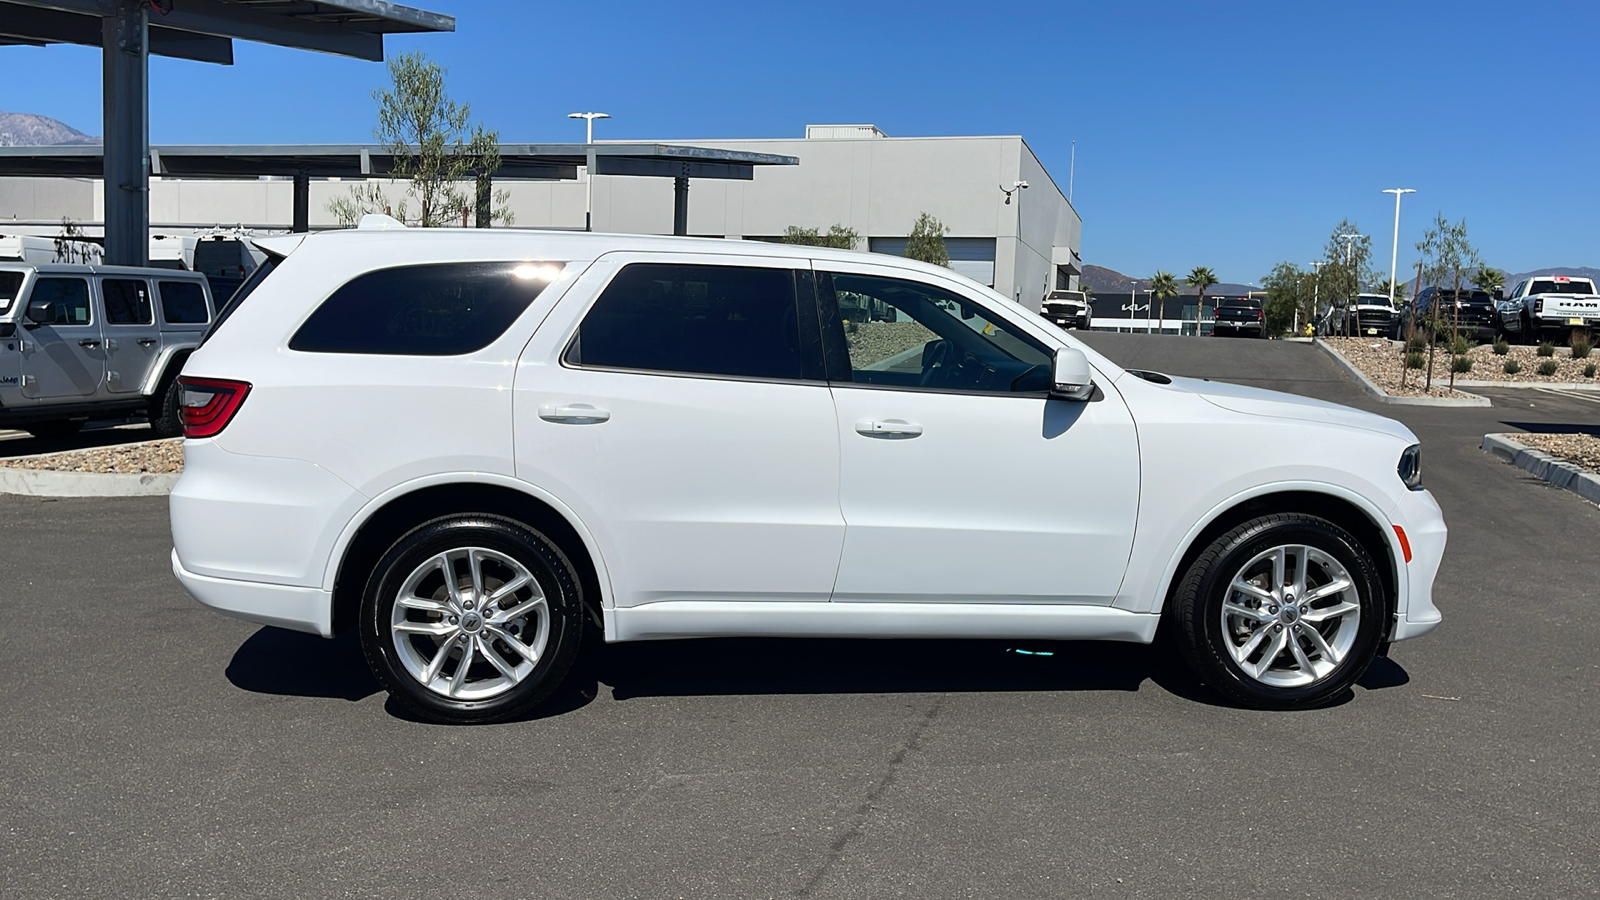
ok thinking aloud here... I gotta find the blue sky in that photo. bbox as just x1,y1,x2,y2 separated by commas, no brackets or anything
5,0,1597,283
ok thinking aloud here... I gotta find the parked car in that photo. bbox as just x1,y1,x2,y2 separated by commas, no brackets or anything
1400,287,1497,342
1342,293,1399,339
171,219,1446,722
1494,274,1600,344
1212,297,1266,338
1040,289,1092,330
0,262,217,438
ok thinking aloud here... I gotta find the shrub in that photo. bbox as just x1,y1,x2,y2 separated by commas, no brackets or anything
1448,334,1474,355
1586,362,1598,379
1405,351,1425,370
1492,336,1510,355
1406,333,1428,353
1503,359,1522,375
1451,355,1473,374
1537,341,1556,357
1572,334,1593,359
1538,359,1560,376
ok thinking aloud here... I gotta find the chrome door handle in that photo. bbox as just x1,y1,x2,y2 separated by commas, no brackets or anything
538,403,610,424
136,338,157,346
855,419,923,437
77,339,100,348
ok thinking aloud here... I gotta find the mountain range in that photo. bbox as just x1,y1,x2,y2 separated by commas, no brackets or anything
0,112,100,146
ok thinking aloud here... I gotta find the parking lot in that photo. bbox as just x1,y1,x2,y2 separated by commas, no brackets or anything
2,333,1597,899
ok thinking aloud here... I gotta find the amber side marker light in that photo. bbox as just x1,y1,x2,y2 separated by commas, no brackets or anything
1393,525,1412,563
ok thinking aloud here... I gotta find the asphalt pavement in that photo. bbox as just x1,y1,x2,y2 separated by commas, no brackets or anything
2,333,1597,899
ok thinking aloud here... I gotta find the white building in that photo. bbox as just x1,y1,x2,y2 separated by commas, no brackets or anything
0,125,1082,307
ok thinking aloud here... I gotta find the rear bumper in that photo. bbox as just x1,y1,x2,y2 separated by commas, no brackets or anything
172,549,333,636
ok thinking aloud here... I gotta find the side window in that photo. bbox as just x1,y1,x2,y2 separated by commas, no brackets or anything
290,261,561,355
29,277,92,326
566,263,813,380
159,281,210,324
0,271,22,314
818,272,1053,394
102,279,154,325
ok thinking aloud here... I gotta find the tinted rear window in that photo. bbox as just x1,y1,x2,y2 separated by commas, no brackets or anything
290,262,560,356
159,280,210,324
102,279,154,325
0,271,21,313
565,263,806,380
1220,299,1262,310
1531,279,1596,295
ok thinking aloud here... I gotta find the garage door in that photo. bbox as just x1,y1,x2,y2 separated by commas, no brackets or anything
869,237,996,287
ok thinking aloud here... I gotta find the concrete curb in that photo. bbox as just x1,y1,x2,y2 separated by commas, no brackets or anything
1313,339,1492,407
1481,433,1600,506
0,465,178,497
1454,379,1600,391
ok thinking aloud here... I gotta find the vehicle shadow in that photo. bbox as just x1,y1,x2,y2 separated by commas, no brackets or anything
225,628,1411,719
0,420,154,457
1501,420,1600,437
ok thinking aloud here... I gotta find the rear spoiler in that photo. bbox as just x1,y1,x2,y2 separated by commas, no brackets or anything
249,234,305,260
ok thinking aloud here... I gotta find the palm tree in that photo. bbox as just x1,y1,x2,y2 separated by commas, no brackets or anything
1186,266,1218,336
1150,271,1179,333
1473,266,1505,301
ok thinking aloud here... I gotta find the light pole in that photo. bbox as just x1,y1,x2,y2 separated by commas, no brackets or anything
1122,280,1148,334
1337,232,1363,336
1310,260,1324,335
568,111,610,232
1382,188,1415,307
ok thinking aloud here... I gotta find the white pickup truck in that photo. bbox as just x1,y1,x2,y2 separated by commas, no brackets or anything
1495,274,1600,343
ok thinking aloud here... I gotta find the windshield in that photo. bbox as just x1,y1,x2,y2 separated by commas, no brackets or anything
1531,279,1596,295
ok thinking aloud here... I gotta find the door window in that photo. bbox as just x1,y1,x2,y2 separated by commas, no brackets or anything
102,279,154,325
158,280,209,324
818,272,1052,393
566,262,819,380
29,277,92,325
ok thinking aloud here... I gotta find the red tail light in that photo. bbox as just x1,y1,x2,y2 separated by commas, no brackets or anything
176,376,251,438
1256,309,1264,319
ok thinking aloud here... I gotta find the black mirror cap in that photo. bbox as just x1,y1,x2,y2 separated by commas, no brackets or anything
26,299,54,323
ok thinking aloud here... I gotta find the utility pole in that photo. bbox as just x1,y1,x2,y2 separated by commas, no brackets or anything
1338,232,1363,337
1382,188,1416,307
1068,140,1076,203
568,111,610,232
1310,260,1324,336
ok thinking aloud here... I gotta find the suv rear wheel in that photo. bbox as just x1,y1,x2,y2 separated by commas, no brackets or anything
148,368,184,438
1172,514,1386,709
359,514,585,724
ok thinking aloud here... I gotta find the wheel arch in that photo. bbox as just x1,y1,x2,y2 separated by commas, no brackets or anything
141,345,193,396
1155,487,1401,638
327,480,610,639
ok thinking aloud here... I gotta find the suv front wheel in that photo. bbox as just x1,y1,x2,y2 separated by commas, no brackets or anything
359,514,585,724
1172,514,1387,709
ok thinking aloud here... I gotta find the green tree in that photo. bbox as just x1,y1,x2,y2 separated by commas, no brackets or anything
1473,266,1506,300
782,224,859,250
904,213,950,266
328,50,511,228
1373,273,1410,306
1320,220,1372,336
1414,213,1478,388
1149,270,1179,333
1260,261,1307,337
1185,266,1218,335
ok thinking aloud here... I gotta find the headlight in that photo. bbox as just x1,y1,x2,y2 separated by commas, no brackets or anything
1398,444,1423,491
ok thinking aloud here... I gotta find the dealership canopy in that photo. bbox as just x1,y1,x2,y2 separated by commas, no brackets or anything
0,0,457,265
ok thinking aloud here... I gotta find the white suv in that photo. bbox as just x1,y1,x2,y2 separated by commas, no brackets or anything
170,219,1445,722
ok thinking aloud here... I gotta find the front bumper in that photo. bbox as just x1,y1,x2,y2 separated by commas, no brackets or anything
172,549,334,636
1388,487,1447,641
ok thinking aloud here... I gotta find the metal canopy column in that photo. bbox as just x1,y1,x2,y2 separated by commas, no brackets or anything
672,163,688,237
102,0,149,266
292,167,310,232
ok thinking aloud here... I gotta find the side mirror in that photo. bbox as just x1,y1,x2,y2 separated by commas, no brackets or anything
1050,346,1094,400
24,299,53,327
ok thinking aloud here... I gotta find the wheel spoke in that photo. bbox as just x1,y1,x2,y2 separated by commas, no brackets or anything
393,620,454,636
1288,632,1317,675
449,638,475,697
1223,600,1274,624
1302,599,1358,624
1229,579,1275,605
491,595,547,625
397,595,449,614
1291,547,1310,599
486,624,540,665
1271,547,1287,589
1254,629,1288,678
421,639,453,684
1229,625,1270,665
477,635,521,682
1303,578,1354,603
1300,623,1342,665
468,549,484,600
485,573,533,606
437,552,463,606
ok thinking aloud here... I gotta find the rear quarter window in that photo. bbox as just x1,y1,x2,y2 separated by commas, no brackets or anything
289,262,561,356
0,271,22,313
159,280,210,324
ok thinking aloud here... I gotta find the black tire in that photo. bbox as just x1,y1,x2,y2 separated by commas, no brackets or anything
1171,513,1388,710
148,368,184,438
359,514,585,724
24,420,84,439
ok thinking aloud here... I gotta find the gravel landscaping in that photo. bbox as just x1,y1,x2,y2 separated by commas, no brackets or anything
0,439,184,474
1323,336,1600,392
846,321,935,368
1516,432,1600,474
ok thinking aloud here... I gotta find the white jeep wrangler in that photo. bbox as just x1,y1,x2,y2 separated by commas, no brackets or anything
0,263,219,438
